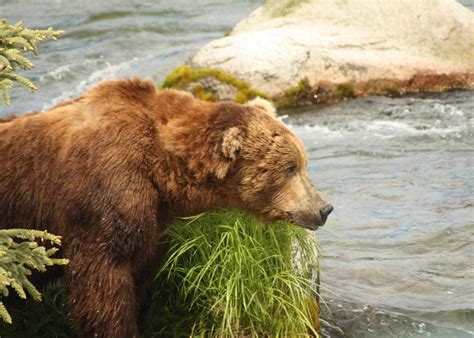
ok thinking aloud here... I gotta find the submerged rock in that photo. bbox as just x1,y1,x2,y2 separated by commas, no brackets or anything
183,0,474,106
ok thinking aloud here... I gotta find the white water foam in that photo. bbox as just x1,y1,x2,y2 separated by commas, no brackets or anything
285,120,468,140
433,102,464,117
43,57,138,110
365,120,466,138
40,58,103,83
41,64,72,81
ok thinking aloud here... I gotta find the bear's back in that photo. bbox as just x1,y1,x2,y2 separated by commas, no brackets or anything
0,79,163,232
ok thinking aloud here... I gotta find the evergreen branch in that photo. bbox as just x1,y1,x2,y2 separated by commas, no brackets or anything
0,229,69,324
0,54,12,71
0,302,12,324
1,66,36,92
0,229,63,245
3,36,33,51
0,78,14,105
20,275,42,301
0,19,62,104
2,48,34,70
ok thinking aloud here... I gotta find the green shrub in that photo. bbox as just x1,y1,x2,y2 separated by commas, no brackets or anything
145,210,320,337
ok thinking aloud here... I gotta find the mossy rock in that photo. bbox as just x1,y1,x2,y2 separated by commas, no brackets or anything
335,83,355,98
161,65,270,104
277,77,315,107
162,65,391,107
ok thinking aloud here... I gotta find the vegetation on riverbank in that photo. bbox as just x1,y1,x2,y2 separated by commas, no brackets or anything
162,65,269,103
162,65,474,108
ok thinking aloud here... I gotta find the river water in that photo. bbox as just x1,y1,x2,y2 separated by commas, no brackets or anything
2,1,473,337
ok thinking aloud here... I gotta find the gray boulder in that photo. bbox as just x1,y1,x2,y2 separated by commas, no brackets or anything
188,0,474,105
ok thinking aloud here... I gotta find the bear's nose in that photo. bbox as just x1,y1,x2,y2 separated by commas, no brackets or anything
320,203,334,218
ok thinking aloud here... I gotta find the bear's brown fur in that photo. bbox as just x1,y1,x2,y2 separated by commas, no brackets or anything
0,78,331,337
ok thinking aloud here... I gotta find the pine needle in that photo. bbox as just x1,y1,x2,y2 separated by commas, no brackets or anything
0,19,63,105
0,229,68,324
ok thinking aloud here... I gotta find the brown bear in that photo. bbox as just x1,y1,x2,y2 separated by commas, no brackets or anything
0,78,333,337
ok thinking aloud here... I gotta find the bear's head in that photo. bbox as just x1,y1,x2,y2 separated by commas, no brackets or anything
157,91,332,230
216,98,333,230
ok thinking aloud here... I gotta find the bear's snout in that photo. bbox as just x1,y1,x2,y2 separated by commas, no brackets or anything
288,210,326,230
290,205,332,230
289,175,333,230
319,203,334,222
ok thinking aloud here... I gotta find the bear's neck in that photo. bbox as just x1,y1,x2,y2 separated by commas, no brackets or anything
153,161,241,217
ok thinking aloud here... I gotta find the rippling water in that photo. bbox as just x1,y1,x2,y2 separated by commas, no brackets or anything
285,91,474,337
1,1,473,337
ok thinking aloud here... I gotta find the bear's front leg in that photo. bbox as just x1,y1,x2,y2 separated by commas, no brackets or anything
65,247,139,338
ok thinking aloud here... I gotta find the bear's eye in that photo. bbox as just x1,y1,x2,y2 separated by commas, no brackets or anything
284,165,297,177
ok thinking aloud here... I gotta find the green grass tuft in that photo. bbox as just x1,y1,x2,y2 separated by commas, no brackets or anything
144,210,321,337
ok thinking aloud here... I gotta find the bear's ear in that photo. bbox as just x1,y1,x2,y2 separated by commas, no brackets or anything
246,97,276,117
212,127,244,180
221,127,243,160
